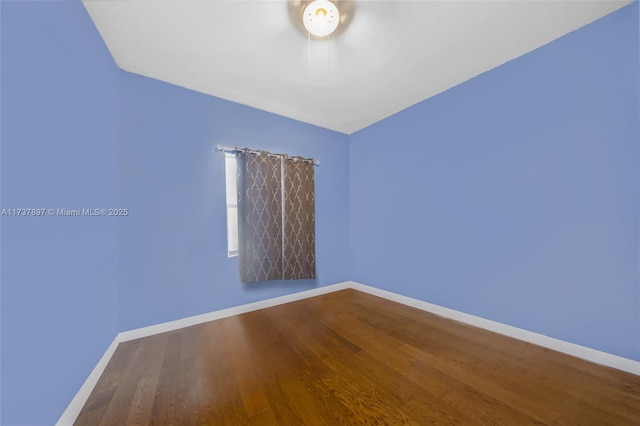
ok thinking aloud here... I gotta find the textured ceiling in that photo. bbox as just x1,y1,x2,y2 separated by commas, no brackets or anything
83,0,630,134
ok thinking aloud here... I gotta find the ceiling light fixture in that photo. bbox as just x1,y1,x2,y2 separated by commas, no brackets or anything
303,0,340,37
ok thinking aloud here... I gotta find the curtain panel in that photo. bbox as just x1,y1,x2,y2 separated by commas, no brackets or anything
236,149,316,283
284,157,316,280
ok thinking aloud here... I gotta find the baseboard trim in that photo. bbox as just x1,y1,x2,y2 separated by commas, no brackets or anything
56,336,121,426
348,281,640,376
59,279,640,425
118,281,351,342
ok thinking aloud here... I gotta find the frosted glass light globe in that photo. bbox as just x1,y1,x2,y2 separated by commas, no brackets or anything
303,0,340,37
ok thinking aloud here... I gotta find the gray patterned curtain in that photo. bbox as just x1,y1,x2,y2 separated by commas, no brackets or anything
236,150,315,283
284,157,316,280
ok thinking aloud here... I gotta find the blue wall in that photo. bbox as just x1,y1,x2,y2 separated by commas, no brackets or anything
1,2,120,425
350,3,640,361
118,73,350,330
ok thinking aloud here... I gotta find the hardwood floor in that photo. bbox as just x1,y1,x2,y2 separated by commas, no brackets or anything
75,289,640,425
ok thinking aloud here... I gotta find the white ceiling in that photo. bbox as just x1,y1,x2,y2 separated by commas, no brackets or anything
83,0,631,134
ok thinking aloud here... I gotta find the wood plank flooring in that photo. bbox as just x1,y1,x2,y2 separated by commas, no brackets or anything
75,289,640,425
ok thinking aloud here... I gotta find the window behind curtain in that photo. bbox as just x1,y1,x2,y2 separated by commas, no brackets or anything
224,153,238,257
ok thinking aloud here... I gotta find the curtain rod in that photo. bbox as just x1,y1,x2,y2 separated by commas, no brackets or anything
216,144,320,167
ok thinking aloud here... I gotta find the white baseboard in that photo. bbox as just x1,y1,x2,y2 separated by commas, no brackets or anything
118,281,351,342
56,336,121,426
59,280,640,425
348,281,640,376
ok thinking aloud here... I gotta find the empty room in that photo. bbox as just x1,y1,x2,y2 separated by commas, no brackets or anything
1,0,639,424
